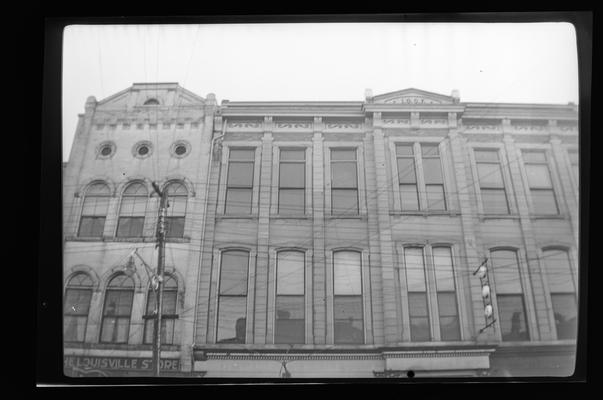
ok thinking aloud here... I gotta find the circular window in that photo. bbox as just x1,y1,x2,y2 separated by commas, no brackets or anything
132,141,153,159
97,141,116,159
170,141,191,159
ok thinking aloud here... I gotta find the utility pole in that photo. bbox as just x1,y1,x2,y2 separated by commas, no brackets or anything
151,181,168,377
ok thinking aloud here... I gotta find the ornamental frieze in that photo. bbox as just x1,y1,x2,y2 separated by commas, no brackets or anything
384,97,442,105
511,124,547,132
227,121,263,128
325,123,362,129
275,122,312,129
420,119,448,125
382,119,411,125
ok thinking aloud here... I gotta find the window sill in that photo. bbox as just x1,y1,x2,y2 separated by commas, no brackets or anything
270,214,312,220
389,211,460,217
327,214,367,220
217,215,258,220
65,236,156,243
165,237,191,243
478,214,521,221
529,214,568,220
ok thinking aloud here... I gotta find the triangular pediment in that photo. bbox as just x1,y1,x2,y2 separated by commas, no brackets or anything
96,83,205,109
372,88,455,105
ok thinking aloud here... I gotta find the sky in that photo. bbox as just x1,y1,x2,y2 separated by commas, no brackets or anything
62,22,579,161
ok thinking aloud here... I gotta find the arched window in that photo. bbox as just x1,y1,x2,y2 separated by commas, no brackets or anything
490,249,530,341
333,250,364,344
542,248,577,340
164,182,188,238
143,98,159,105
117,182,148,238
63,273,94,342
100,274,135,343
275,251,305,344
216,250,249,343
143,275,179,345
78,182,111,237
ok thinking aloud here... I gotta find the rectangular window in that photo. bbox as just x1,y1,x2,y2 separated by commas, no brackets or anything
117,194,147,237
523,150,558,214
165,194,187,238
475,149,509,214
404,247,430,341
433,247,461,341
333,251,364,344
421,144,446,210
78,196,110,237
225,149,255,214
63,289,92,342
275,251,305,344
279,149,306,214
543,249,577,340
100,290,134,343
143,290,178,345
331,149,358,215
217,251,249,343
396,144,419,211
491,250,530,341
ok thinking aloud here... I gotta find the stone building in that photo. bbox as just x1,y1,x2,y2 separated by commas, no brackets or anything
63,84,580,378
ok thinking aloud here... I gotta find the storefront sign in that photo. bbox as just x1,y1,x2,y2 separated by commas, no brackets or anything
64,355,180,377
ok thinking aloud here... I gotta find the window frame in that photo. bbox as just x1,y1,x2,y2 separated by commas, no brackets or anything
163,181,188,238
277,147,308,216
217,144,262,216
63,273,94,343
331,250,365,345
324,143,367,217
473,148,511,215
273,250,307,344
116,181,149,238
77,182,111,238
99,274,135,344
519,148,561,215
142,274,179,345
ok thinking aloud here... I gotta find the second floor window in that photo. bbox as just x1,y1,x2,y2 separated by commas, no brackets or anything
522,150,558,214
216,250,249,343
542,249,577,340
63,273,94,342
143,275,179,345
333,251,364,344
275,251,305,343
78,182,111,237
100,274,135,344
404,247,430,341
164,182,188,238
475,149,509,214
225,149,255,214
117,182,148,237
421,144,446,211
279,149,306,214
331,149,358,215
491,249,530,341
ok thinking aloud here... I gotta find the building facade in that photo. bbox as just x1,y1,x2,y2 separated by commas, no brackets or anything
63,84,580,378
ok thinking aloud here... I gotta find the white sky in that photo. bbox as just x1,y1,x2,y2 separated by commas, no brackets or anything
62,22,579,161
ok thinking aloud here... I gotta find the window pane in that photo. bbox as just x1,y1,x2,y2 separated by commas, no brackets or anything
229,149,255,161
82,196,110,216
405,248,426,292
491,250,523,294
225,188,252,214
331,149,356,161
101,317,130,343
437,292,458,317
116,217,144,237
332,189,358,214
277,251,305,295
334,296,364,344
400,184,419,211
481,189,509,214
64,316,87,342
64,289,92,315
144,318,176,345
146,290,178,314
120,197,146,216
165,217,185,238
525,164,552,188
410,317,430,341
275,296,305,344
498,294,529,341
551,293,577,340
108,274,135,288
124,182,148,196
543,250,575,293
433,247,455,291
477,163,504,188
396,144,413,156
281,149,305,161
439,316,461,341
421,144,439,156
217,297,246,343
397,158,417,184
279,163,305,188
531,189,558,214
474,150,499,163
331,162,357,188
227,162,254,186
426,184,446,210
333,251,362,295
220,251,249,295
423,158,443,184
522,151,547,163
279,189,305,214
68,273,94,287
167,196,187,216
87,183,111,195
78,216,105,237
408,292,429,317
